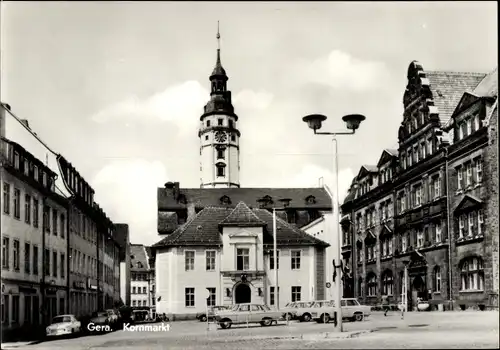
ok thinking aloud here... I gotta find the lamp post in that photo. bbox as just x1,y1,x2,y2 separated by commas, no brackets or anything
302,113,365,332
402,260,410,316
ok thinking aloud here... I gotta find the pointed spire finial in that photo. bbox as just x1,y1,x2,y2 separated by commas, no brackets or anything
216,21,221,50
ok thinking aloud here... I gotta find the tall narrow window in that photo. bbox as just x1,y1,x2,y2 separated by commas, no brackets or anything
207,288,216,306
435,222,442,243
218,118,223,126
33,246,38,275
61,253,65,279
466,118,472,135
52,209,58,236
185,288,195,307
416,230,424,248
184,251,195,271
468,213,474,237
33,199,39,227
466,163,473,186
460,257,484,291
434,267,441,292
205,250,216,271
459,215,465,238
476,159,483,183
13,189,21,219
236,248,249,271
474,114,481,131
2,237,9,269
291,250,301,270
434,176,441,198
44,249,50,276
52,251,57,277
24,195,31,224
402,234,408,252
24,243,31,274
2,183,10,215
270,250,280,270
478,210,484,235
291,286,302,302
457,167,463,190
13,240,20,271
216,164,225,177
60,214,65,239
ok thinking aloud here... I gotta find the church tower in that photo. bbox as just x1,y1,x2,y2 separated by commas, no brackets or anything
199,23,240,188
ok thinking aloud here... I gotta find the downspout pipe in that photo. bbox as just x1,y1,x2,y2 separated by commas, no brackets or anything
444,148,454,310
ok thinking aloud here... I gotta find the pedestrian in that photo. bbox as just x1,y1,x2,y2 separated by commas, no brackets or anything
382,295,390,316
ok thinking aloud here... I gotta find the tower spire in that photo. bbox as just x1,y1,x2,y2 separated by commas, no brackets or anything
217,20,220,51
211,20,226,78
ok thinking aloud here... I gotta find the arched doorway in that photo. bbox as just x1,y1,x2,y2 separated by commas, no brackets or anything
411,275,426,309
234,283,251,304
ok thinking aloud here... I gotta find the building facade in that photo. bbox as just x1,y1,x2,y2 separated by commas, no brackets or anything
130,244,154,310
1,137,68,336
341,61,498,310
153,202,328,318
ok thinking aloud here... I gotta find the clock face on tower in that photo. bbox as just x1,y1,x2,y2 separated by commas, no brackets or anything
215,131,227,143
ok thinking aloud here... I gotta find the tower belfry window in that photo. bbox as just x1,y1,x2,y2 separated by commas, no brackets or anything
218,118,223,126
206,120,211,127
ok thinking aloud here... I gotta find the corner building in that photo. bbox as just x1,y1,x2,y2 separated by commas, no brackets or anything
341,61,498,311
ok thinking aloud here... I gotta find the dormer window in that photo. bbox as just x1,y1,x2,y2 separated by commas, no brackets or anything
14,151,20,169
220,195,232,205
42,172,47,186
279,198,291,208
137,262,143,268
24,159,30,176
467,118,472,135
413,117,418,130
206,120,211,127
178,194,187,205
305,195,316,204
474,114,481,131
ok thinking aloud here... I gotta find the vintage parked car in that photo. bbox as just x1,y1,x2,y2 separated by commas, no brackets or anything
196,305,230,322
46,314,81,337
214,303,282,329
340,298,371,321
310,300,337,323
106,309,120,325
280,301,318,322
89,311,114,331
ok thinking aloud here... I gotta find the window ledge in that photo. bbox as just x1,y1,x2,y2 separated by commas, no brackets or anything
474,183,482,189
456,190,463,195
380,255,393,261
459,290,485,294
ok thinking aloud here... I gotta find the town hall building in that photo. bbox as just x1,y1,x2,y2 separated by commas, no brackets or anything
153,29,333,318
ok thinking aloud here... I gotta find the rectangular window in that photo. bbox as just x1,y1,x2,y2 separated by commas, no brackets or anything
44,249,50,276
457,167,463,190
218,118,223,126
291,250,301,270
2,183,10,215
466,163,473,186
236,248,249,270
269,286,280,306
474,114,481,131
143,286,146,294
459,215,465,238
270,250,280,270
2,237,10,269
291,286,302,302
52,251,57,277
476,159,483,183
402,234,408,252
432,176,440,198
60,214,65,238
61,253,65,279
414,146,420,163
206,120,211,127
14,152,20,169
43,206,50,232
421,142,426,158
205,250,216,271
467,118,472,135
216,148,225,160
33,199,39,227
416,230,424,248
207,287,216,307
24,243,30,274
52,209,58,235
33,246,38,275
185,251,195,271
13,240,20,271
468,212,474,237
216,165,225,177
13,189,20,219
132,287,136,294
185,288,195,307
478,210,484,235
435,222,442,243
24,195,31,224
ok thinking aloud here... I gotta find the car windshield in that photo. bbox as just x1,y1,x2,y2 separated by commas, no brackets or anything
261,305,271,311
52,316,71,324
231,305,240,311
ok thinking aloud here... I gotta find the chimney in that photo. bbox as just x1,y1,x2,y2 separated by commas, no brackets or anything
21,119,30,129
173,182,180,199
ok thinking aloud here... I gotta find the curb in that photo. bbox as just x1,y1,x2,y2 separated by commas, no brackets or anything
1,340,43,349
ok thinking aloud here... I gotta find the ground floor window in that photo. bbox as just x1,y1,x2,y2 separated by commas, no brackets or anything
367,274,377,297
270,287,279,306
382,271,394,296
291,286,301,302
207,288,216,307
185,288,195,307
2,295,9,324
32,296,39,325
24,295,32,325
59,297,65,315
12,295,19,323
460,257,484,291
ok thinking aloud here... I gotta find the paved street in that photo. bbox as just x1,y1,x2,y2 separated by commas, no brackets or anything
3,311,498,349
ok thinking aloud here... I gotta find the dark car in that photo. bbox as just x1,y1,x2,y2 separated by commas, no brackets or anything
196,306,230,322
89,311,114,331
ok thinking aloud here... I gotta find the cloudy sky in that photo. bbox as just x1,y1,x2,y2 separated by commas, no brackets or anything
1,1,497,245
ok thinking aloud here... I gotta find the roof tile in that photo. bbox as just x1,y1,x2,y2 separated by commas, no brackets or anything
219,201,266,226
130,244,150,271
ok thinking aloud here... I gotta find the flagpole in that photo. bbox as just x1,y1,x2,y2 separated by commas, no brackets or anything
273,209,279,310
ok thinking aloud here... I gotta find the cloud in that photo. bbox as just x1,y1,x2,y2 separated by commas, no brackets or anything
90,82,274,135
297,50,389,92
92,159,168,245
90,81,208,135
234,89,274,111
287,164,355,203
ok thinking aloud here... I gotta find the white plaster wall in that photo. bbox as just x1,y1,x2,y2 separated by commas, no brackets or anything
265,246,316,308
221,227,263,272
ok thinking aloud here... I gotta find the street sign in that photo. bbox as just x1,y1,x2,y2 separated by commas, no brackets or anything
325,282,331,288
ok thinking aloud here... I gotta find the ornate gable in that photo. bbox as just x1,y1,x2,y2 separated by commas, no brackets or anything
453,194,483,214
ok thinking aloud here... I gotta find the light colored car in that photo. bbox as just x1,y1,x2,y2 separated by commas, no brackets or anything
46,314,81,337
281,301,318,322
196,305,230,322
214,303,282,329
310,300,337,323
340,298,371,321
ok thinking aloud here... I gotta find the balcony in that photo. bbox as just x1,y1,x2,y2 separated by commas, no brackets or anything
221,270,266,282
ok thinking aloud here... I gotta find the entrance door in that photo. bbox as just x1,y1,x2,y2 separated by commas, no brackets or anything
411,275,426,310
234,283,251,304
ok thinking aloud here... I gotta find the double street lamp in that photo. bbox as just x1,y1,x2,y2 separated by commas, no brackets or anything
302,113,365,332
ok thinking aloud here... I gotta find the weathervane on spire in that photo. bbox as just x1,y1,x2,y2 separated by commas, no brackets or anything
216,21,221,50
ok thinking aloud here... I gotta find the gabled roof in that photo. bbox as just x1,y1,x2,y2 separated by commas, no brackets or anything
158,187,332,211
219,201,266,227
130,244,150,271
357,165,378,179
425,71,486,127
376,149,398,168
152,204,329,248
453,194,483,214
